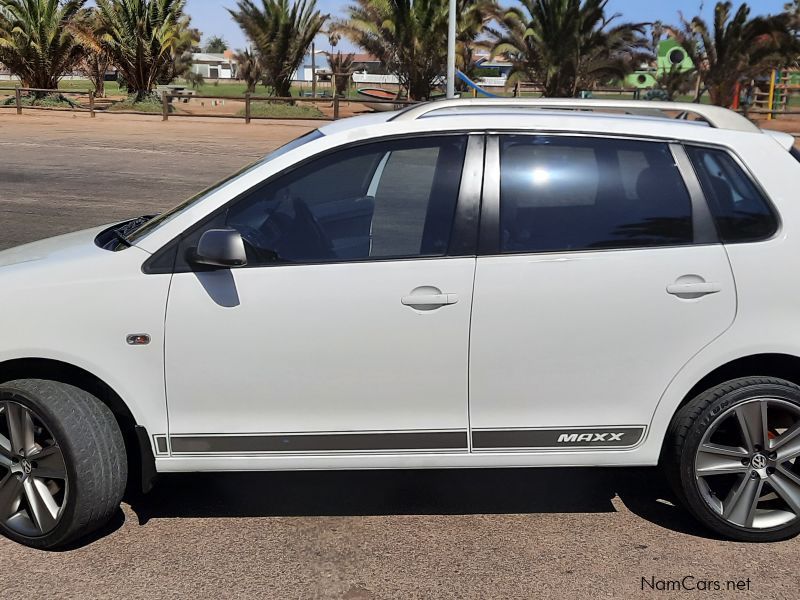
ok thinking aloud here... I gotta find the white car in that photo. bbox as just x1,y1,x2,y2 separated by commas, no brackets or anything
2,98,800,548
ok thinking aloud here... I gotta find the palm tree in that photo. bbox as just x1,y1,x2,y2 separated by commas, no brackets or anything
489,0,649,97
456,0,496,90
676,1,797,107
76,8,112,97
89,0,192,102
229,0,327,98
234,48,264,93
326,50,355,96
0,0,86,90
334,0,495,100
204,35,228,53
156,13,201,85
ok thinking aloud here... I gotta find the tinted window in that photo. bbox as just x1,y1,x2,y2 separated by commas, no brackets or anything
685,146,777,243
211,136,467,265
499,136,694,253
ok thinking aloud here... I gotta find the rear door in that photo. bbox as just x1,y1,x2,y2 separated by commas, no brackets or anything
468,134,736,451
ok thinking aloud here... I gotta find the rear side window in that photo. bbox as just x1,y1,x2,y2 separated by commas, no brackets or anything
685,146,778,243
499,136,693,253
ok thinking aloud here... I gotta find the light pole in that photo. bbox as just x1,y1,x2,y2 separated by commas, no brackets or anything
446,0,456,98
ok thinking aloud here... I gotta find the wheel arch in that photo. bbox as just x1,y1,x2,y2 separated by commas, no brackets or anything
658,352,800,460
0,357,156,495
680,353,800,409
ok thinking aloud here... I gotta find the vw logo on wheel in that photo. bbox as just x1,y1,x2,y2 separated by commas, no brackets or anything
752,454,768,470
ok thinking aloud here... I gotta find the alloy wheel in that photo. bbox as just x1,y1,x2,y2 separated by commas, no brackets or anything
0,401,68,537
695,398,800,530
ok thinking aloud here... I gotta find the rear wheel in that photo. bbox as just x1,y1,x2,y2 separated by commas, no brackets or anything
0,379,126,549
666,377,800,542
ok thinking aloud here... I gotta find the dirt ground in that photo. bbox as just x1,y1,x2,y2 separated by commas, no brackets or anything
0,110,314,249
1,110,800,599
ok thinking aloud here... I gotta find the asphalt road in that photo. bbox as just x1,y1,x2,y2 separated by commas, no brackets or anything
0,112,799,599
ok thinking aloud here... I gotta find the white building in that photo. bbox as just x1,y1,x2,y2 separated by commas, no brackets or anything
190,52,237,80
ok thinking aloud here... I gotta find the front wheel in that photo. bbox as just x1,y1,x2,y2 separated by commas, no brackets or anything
0,379,127,549
666,377,800,542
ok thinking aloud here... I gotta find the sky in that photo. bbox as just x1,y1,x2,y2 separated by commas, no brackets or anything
186,0,791,52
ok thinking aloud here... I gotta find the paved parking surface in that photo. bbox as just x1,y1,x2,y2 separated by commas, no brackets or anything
1,112,799,599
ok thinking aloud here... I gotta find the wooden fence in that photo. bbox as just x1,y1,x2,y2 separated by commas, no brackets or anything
0,86,417,122
0,86,96,116
161,92,417,122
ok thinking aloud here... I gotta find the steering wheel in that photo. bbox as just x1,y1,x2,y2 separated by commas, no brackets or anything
292,198,334,258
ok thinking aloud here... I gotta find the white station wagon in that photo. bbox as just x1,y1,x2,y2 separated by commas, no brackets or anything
2,98,800,548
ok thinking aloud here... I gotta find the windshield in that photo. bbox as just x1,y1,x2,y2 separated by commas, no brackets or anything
125,130,324,244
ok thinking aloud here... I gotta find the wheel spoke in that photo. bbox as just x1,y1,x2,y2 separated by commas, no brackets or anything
23,477,59,533
776,431,800,462
770,468,800,515
736,401,768,452
0,473,23,520
696,443,749,476
30,446,66,480
770,419,800,452
723,475,763,527
5,403,35,456
0,433,13,468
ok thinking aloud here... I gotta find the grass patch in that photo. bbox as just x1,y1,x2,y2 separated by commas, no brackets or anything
240,101,325,119
1,93,78,108
58,80,124,96
106,98,165,113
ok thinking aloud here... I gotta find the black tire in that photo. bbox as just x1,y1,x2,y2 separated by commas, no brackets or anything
664,377,800,542
0,379,127,549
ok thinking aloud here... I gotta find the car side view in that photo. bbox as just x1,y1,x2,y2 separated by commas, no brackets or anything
3,98,800,548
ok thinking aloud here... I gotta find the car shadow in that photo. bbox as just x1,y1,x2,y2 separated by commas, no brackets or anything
126,467,720,540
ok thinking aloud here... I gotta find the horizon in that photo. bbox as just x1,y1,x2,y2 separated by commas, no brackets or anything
186,0,791,52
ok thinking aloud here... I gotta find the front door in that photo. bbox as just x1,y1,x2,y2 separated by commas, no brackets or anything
469,134,737,451
164,134,481,455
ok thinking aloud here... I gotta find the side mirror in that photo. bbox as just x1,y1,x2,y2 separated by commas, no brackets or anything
189,228,248,268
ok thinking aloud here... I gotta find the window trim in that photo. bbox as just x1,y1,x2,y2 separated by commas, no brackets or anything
143,132,484,274
681,142,782,245
479,132,715,258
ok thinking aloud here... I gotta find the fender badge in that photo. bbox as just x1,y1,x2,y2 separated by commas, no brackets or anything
126,334,151,346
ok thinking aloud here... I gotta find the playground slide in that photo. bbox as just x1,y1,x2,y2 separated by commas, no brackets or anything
456,70,499,98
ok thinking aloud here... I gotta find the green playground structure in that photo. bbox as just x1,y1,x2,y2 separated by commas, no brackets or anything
625,39,695,90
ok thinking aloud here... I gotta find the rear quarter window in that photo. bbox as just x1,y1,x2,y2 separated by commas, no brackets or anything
685,146,778,243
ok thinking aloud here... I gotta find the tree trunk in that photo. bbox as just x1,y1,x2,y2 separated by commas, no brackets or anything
275,78,292,98
708,83,736,108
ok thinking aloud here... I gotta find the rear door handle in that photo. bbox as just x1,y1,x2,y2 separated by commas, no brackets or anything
666,282,721,297
401,294,459,307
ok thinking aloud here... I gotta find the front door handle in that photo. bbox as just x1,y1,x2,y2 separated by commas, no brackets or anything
401,293,459,307
666,282,721,297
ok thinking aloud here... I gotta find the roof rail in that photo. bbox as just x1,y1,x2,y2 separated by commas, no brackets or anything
390,98,761,133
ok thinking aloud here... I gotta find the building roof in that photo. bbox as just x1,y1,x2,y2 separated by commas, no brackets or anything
192,53,235,64
350,53,381,64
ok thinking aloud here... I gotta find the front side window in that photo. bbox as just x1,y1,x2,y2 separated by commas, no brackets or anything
685,145,778,243
198,136,467,266
499,136,694,253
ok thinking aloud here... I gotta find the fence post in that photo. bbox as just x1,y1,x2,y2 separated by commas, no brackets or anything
333,96,340,121
89,91,95,118
15,86,22,115
162,92,169,121
245,92,251,124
